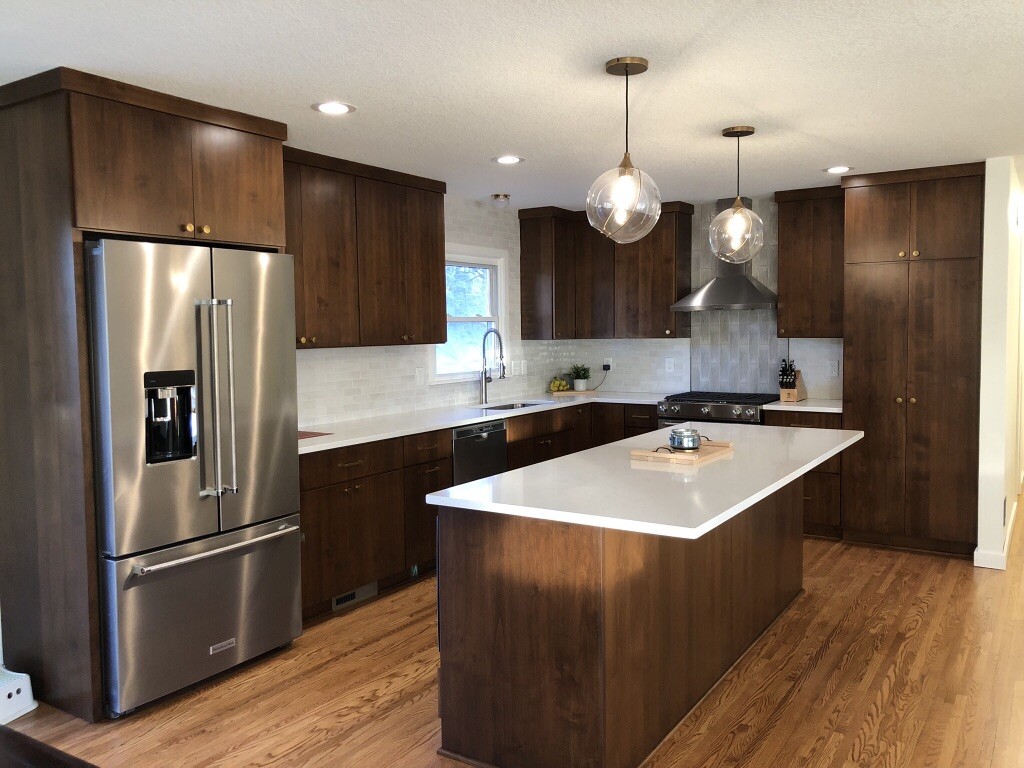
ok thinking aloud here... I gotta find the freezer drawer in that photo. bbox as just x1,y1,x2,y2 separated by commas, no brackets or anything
101,515,301,716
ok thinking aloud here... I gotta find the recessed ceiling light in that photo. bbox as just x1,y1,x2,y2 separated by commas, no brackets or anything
313,101,356,116
493,155,525,165
825,165,851,174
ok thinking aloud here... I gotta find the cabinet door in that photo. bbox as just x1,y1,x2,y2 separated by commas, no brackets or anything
357,178,446,345
623,404,658,434
191,122,286,247
520,217,554,340
506,439,536,471
802,471,841,532
70,94,195,238
614,213,678,338
297,165,360,347
321,470,406,599
763,410,843,473
298,489,327,611
284,161,306,343
404,458,453,568
844,183,911,264
533,430,572,464
574,220,615,339
905,259,981,543
567,404,593,453
591,403,625,446
777,195,844,338
552,217,576,340
841,262,908,535
910,176,984,261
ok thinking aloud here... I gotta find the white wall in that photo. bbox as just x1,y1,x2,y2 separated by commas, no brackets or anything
976,156,1024,569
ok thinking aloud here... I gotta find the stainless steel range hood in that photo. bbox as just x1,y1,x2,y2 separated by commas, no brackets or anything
671,197,777,312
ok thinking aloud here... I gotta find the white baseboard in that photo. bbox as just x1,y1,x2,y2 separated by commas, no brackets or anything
975,497,1017,570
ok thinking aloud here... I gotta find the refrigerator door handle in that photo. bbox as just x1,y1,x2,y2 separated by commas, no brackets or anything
222,299,239,495
199,299,224,498
130,524,299,577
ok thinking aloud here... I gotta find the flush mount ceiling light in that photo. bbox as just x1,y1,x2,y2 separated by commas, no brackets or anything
490,193,511,210
585,56,662,244
709,126,764,264
825,165,852,174
493,155,525,165
313,101,356,115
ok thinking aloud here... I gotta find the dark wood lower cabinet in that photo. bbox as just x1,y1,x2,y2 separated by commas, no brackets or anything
592,403,625,446
566,404,593,452
403,457,452,568
507,430,573,470
802,472,841,537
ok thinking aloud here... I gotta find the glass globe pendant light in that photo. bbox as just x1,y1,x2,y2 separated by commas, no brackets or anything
586,57,662,244
709,126,764,264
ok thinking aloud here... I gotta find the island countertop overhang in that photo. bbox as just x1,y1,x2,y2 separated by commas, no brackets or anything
426,422,863,540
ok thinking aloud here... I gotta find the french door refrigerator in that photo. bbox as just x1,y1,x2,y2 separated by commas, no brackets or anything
87,239,301,716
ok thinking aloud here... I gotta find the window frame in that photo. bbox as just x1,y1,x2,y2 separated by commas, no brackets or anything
429,243,510,384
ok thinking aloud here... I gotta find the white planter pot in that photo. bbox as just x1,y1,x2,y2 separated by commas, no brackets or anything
573,379,588,391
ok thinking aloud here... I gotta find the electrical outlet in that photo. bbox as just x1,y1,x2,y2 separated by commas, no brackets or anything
827,360,840,377
509,360,518,376
415,367,425,385
664,357,674,373
522,359,528,376
604,357,613,370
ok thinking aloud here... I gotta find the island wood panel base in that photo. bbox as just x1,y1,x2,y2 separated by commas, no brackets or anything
437,479,803,768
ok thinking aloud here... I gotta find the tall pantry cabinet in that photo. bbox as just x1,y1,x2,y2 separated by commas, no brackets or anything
841,163,984,554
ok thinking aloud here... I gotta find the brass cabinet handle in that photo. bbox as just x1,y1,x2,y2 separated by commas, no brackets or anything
417,444,438,451
200,225,212,234
779,328,785,335
423,466,441,474
299,336,307,345
898,251,907,258
631,415,652,420
802,496,813,501
912,250,920,257
183,223,195,233
909,397,917,404
310,336,317,343
354,484,362,491
409,334,416,341
401,334,410,342
896,397,904,404
337,460,364,468
537,439,552,446
665,329,671,335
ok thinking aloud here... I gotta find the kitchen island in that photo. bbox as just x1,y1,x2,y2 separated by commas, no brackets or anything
428,422,863,768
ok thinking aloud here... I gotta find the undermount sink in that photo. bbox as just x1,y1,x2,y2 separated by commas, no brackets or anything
484,400,554,411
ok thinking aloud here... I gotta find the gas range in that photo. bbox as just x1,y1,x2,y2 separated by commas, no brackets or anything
657,391,779,425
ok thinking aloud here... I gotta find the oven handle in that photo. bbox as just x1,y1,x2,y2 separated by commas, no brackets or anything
130,525,299,577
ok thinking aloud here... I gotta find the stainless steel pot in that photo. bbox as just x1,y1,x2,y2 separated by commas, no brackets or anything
669,427,709,452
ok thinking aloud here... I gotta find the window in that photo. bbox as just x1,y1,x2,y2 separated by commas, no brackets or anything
433,251,504,379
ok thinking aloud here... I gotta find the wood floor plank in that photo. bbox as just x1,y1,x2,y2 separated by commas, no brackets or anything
10,497,1024,768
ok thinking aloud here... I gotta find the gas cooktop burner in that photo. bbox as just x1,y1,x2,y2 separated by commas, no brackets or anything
658,391,779,423
663,391,778,406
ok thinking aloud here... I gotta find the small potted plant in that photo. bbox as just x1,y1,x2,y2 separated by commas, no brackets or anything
569,364,591,392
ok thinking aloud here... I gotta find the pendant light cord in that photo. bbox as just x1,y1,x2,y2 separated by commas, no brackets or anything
736,135,740,198
624,67,630,154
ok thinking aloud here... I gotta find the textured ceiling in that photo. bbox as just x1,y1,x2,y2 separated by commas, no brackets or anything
3,0,1022,208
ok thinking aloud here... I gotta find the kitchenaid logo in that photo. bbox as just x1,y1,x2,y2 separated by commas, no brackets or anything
209,638,237,655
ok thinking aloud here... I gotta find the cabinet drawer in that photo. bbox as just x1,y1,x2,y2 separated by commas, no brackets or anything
299,438,403,491
507,430,573,470
623,404,658,430
803,471,841,533
764,411,842,473
404,428,453,465
506,409,571,442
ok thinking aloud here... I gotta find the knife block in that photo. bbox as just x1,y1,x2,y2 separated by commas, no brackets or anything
779,370,807,402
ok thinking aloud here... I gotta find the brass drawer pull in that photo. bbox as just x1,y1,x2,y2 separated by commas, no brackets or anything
630,415,652,420
802,496,813,501
337,460,364,468
423,466,441,474
417,444,438,451
789,423,812,428
537,439,552,446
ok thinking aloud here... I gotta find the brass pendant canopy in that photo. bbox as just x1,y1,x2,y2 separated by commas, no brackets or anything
604,56,649,76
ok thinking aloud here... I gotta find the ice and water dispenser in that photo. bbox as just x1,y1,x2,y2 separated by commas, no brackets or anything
143,370,197,464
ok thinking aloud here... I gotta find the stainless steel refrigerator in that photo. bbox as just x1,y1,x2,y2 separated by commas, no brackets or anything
87,239,301,716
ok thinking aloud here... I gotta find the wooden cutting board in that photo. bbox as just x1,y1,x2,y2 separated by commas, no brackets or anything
630,440,734,467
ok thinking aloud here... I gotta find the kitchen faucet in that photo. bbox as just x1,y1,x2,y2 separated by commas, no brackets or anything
480,328,506,405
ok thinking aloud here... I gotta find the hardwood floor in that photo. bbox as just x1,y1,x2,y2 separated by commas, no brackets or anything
11,511,1024,768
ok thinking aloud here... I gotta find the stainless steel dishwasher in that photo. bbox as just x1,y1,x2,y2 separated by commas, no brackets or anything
452,420,508,484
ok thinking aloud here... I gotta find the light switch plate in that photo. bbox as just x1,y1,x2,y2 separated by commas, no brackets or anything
827,360,840,377
665,357,675,373
415,367,425,385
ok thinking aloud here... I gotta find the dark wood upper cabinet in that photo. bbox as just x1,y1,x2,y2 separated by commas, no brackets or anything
69,92,285,246
574,219,616,339
191,122,285,246
842,261,909,537
70,94,195,238
905,259,981,543
291,164,360,348
519,208,576,340
356,177,446,346
614,205,692,339
910,175,984,261
284,148,447,349
775,186,844,338
843,163,984,264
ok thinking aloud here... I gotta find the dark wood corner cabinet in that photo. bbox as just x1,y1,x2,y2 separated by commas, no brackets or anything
774,185,844,339
840,163,984,555
283,147,447,349
518,203,693,340
0,67,289,722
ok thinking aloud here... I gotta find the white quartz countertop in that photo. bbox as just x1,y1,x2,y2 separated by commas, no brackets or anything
763,398,843,414
298,391,666,454
426,422,863,540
